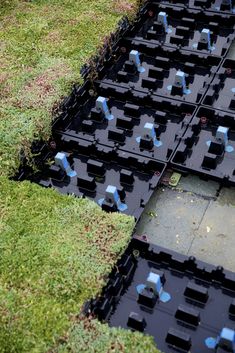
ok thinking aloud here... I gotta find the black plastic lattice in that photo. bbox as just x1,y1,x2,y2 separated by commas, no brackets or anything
203,58,235,113
16,1,235,351
86,235,235,353
153,0,235,14
126,2,235,56
20,138,165,221
98,44,221,104
54,89,196,163
171,106,235,184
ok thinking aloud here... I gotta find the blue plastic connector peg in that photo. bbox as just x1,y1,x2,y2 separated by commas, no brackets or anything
129,50,145,73
218,328,235,352
205,327,235,351
172,70,191,95
200,28,212,50
136,122,162,147
216,126,229,145
146,271,171,302
144,122,156,139
193,28,215,51
157,11,171,33
98,185,127,212
55,152,77,177
216,126,234,152
175,71,186,89
137,270,171,303
146,272,162,295
96,96,114,121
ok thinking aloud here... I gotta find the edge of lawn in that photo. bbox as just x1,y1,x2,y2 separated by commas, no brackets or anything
0,1,161,352
0,0,141,177
0,177,160,352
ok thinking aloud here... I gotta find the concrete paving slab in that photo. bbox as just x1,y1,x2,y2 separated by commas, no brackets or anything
188,187,235,272
218,186,235,206
136,186,209,254
177,174,219,198
137,172,235,271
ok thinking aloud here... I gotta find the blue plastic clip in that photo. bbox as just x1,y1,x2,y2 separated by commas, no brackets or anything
201,28,215,51
207,126,234,152
205,327,235,352
136,122,162,147
98,185,127,212
129,50,145,73
168,70,191,95
216,126,229,145
157,11,172,34
193,28,215,51
55,152,77,177
96,97,114,121
136,271,171,303
217,126,234,152
201,29,211,49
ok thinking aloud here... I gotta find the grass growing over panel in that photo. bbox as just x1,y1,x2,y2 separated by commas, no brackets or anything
0,0,139,176
56,316,160,353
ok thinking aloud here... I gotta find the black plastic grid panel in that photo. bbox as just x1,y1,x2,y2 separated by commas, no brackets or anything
125,2,235,57
152,0,235,14
203,58,235,114
97,44,221,104
54,88,196,163
20,137,166,221
17,0,235,217
87,235,235,353
16,2,235,350
17,0,235,214
171,106,235,185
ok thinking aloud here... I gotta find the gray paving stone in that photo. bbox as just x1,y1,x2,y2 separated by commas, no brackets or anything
188,187,235,272
136,186,209,254
137,171,235,271
177,174,219,198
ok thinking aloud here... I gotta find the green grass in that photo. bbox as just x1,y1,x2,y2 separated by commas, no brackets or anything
0,1,161,352
0,177,160,352
0,0,139,177
0,177,152,352
56,316,159,353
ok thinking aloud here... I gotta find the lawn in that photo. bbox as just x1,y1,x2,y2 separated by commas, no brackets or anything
0,0,139,177
0,178,158,353
0,1,160,352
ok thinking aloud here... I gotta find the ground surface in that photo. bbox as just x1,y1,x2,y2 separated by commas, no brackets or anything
0,1,160,352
